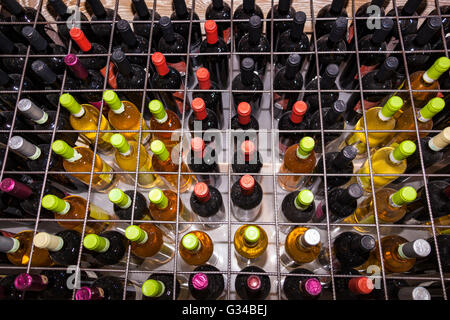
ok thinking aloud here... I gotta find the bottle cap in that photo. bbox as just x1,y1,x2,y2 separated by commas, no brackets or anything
191,137,205,154
348,277,374,295
325,64,340,79
52,140,75,160
402,0,421,15
419,97,445,121
148,188,169,209
359,235,376,252
0,178,32,199
241,57,255,72
194,182,210,202
152,52,169,76
8,136,41,160
103,90,122,111
1,0,23,15
328,17,347,42
150,140,170,161
348,184,364,200
83,234,109,252
290,101,307,124
237,102,252,125
142,279,164,297
392,187,417,206
17,99,48,124
247,275,262,291
205,20,218,44
111,49,132,77
0,235,18,253
415,17,441,46
302,229,321,246
392,140,416,162
240,175,255,193
304,278,322,296
196,68,211,90
22,26,47,52
148,100,168,122
33,232,64,251
297,136,315,159
182,233,200,251
64,54,89,80
69,27,92,52
59,93,83,115
48,0,69,17
41,194,70,214
212,0,224,9
192,273,209,290
110,134,130,154
75,287,101,300
398,287,431,300
426,57,450,81
244,226,260,243
125,225,147,243
173,0,188,16
116,19,137,47
86,0,107,17
429,127,450,151
249,15,262,30
14,274,46,291
371,18,394,44
132,0,150,18
109,188,131,208
399,239,431,259
31,60,57,84
380,96,403,118
192,98,207,121
295,189,314,208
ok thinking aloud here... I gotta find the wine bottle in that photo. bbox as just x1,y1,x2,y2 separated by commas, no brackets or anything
232,57,263,115
193,68,224,127
33,230,82,265
14,271,75,300
205,0,231,47
0,274,31,300
230,102,259,148
413,235,450,273
356,140,416,191
51,140,118,192
230,175,263,222
237,15,269,78
188,97,221,133
75,277,128,300
333,232,376,268
232,140,263,182
335,268,374,300
283,268,322,300
265,0,295,48
345,186,417,231
235,266,271,300
343,95,404,155
85,0,121,46
281,227,321,267
125,224,174,264
275,11,309,72
273,54,303,120
131,0,162,51
59,93,113,154
188,265,224,300
427,6,450,52
313,184,363,225
83,231,127,266
187,138,221,187
234,225,268,262
0,230,53,267
339,18,393,90
368,279,431,300
389,97,445,144
0,189,30,219
344,56,399,125
200,20,229,90
108,188,149,220
148,188,193,233
278,136,316,192
232,0,264,48
142,273,181,300
151,52,190,117
47,0,93,45
375,236,431,273
42,194,111,234
0,31,28,74
110,134,156,188
305,17,347,84
315,0,348,39
190,183,225,229
148,99,182,149
386,0,422,40
179,231,215,266
280,189,315,233
277,101,307,157
116,19,149,68
303,64,340,115
150,140,194,193
0,9,24,44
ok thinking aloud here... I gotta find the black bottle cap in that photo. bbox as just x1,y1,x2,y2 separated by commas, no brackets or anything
371,18,394,44
241,57,255,72
371,0,385,7
328,17,347,43
116,19,137,47
284,54,301,79
248,15,262,43
132,0,150,18
359,235,376,252
1,0,23,15
347,183,364,200
325,64,339,78
402,0,422,16
212,0,224,10
330,0,346,14
173,0,188,17
375,56,398,82
243,0,255,13
291,11,306,40
22,26,48,52
0,31,14,54
415,17,442,46
323,100,346,126
278,0,291,14
0,68,10,86
332,100,347,114
112,49,132,77
332,145,357,169
86,0,106,18
31,60,57,84
0,235,17,253
159,16,175,42
48,0,68,17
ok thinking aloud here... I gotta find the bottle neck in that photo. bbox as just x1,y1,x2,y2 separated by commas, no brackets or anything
241,68,254,86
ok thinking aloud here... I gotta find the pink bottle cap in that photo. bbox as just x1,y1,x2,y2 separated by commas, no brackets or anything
192,273,209,290
247,275,262,291
303,278,322,296
0,178,32,199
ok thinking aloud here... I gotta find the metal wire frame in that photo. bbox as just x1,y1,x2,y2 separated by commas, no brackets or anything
0,0,448,300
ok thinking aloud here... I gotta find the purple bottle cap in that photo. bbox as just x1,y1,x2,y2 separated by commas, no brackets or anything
14,273,48,291
192,273,209,290
75,287,93,300
65,54,89,80
247,275,262,291
303,278,322,296
0,178,33,199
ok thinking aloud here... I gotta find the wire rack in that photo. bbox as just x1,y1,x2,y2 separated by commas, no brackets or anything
0,0,448,300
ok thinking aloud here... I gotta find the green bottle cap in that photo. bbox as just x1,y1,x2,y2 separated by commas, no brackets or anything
380,96,403,118
295,189,314,208
83,234,109,252
148,100,167,121
244,226,260,243
59,93,82,115
148,188,169,209
419,97,445,121
52,140,75,159
392,140,416,162
142,279,164,297
41,194,69,214
391,186,417,206
182,233,200,251
108,188,131,208
125,225,147,243
110,134,130,154
426,57,450,81
296,136,315,159
102,90,122,111
150,140,169,161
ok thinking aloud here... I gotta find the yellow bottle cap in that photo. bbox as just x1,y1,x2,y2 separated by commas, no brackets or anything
148,100,167,121
182,233,199,251
295,189,314,207
392,140,416,161
102,90,122,111
59,93,82,115
52,140,75,159
392,186,417,206
244,226,260,243
125,225,147,243
142,279,164,297
150,140,169,161
41,194,68,214
83,234,109,252
297,136,315,158
110,134,130,154
380,96,403,118
426,57,450,80
148,188,169,209
419,97,445,120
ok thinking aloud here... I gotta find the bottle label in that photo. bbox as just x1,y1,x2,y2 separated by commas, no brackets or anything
168,61,187,78
172,84,188,115
347,23,355,44
98,161,114,185
100,62,118,89
355,64,378,80
223,27,231,44
353,99,379,113
89,203,112,220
